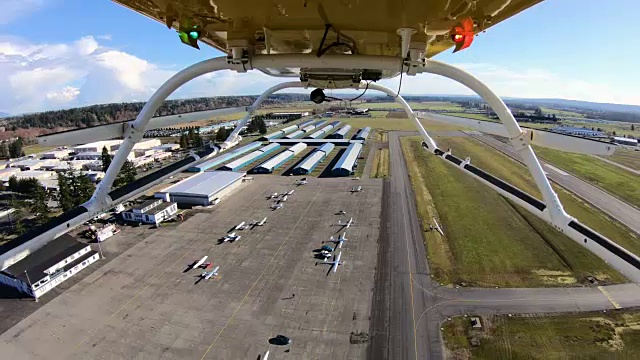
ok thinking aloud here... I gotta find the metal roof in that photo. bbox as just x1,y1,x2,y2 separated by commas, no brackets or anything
288,143,308,155
298,120,314,128
306,130,325,139
334,143,363,171
328,121,341,127
259,143,281,153
159,171,245,197
223,150,265,170
280,125,298,134
256,151,295,170
269,139,363,145
296,151,325,172
189,142,261,171
301,125,316,133
317,143,335,154
284,130,304,139
311,120,327,127
334,125,352,136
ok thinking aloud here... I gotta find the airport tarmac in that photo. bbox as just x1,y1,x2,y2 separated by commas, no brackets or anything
0,175,383,360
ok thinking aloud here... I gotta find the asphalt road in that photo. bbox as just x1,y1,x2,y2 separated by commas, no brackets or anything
380,131,640,360
467,132,640,235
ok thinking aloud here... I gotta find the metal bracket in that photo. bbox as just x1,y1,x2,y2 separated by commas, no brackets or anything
510,130,532,151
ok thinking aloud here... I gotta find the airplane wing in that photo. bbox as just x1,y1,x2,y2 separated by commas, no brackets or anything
112,0,542,59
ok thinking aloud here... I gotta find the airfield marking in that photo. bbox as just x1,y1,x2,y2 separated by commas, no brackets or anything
598,286,621,309
200,183,325,359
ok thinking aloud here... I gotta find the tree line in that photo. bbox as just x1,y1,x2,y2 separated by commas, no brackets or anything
1,94,308,131
0,138,26,159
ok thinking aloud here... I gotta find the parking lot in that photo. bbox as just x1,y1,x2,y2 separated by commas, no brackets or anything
0,175,383,359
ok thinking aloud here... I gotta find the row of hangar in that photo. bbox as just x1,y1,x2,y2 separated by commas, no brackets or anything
188,140,364,176
259,119,370,141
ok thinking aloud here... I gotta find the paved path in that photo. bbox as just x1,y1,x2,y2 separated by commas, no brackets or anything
593,155,640,175
467,132,640,235
373,131,640,360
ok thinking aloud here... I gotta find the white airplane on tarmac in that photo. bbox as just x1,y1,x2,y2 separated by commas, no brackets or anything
326,232,348,248
351,186,363,193
235,221,246,230
294,178,308,186
317,251,343,275
186,256,209,271
286,190,295,196
337,217,355,229
200,266,220,280
279,195,288,203
267,193,278,199
221,232,241,242
271,203,283,210
251,217,268,227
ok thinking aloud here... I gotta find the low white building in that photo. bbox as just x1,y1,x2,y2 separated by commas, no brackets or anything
155,171,245,206
121,199,178,225
153,143,180,152
42,149,72,159
0,234,99,299
10,159,46,170
74,139,162,154
613,136,638,147
153,152,173,161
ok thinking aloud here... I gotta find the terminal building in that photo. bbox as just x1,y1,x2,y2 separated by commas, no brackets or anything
120,199,178,225
155,171,246,206
0,234,99,299
332,142,363,177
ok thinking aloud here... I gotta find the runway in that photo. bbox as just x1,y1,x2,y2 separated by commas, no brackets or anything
372,131,640,360
467,132,640,235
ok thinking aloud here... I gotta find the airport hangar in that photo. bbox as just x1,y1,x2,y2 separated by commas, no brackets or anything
154,170,246,206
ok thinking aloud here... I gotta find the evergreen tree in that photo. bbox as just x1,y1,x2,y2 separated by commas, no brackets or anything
216,127,228,142
0,142,9,158
8,175,18,192
632,124,635,131
194,128,204,147
179,132,188,148
8,137,24,158
9,195,25,235
114,160,137,188
30,185,50,225
101,146,112,172
187,127,195,143
57,169,95,211
258,119,267,135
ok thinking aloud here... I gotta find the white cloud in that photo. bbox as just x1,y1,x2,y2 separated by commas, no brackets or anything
0,0,44,25
1,34,638,115
96,34,112,41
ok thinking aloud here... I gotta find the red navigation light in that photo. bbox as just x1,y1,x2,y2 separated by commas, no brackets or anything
449,17,475,53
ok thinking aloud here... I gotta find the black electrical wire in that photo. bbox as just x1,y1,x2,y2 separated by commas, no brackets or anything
395,70,403,98
348,81,370,102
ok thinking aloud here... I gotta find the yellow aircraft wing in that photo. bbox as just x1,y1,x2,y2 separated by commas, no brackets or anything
112,0,542,57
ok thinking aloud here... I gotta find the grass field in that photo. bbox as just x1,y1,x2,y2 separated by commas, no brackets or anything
335,117,466,132
430,136,640,257
363,101,463,111
22,144,55,155
606,149,640,171
443,311,640,359
445,112,497,122
532,145,640,208
400,135,637,287
540,107,585,118
370,148,389,178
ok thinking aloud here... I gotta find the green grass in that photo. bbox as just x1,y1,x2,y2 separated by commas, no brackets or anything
401,135,638,287
540,107,585,118
370,148,389,178
431,136,640,259
443,311,640,359
336,117,466,132
446,112,497,122
22,144,55,155
606,149,640,171
362,101,463,111
532,145,640,208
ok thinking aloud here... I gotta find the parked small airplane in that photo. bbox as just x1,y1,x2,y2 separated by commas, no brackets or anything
185,256,209,272
337,217,355,229
325,232,348,248
317,251,343,275
271,203,283,210
336,210,346,215
221,232,241,242
351,186,363,193
235,221,246,230
200,266,220,280
251,217,268,227
267,192,279,199
294,178,308,186
286,190,295,195
279,195,288,203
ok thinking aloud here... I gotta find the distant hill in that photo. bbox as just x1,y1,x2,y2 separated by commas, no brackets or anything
506,98,640,114
0,112,9,118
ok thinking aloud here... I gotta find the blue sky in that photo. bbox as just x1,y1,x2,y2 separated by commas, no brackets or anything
0,0,638,114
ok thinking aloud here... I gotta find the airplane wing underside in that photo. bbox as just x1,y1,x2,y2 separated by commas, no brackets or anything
112,0,543,59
